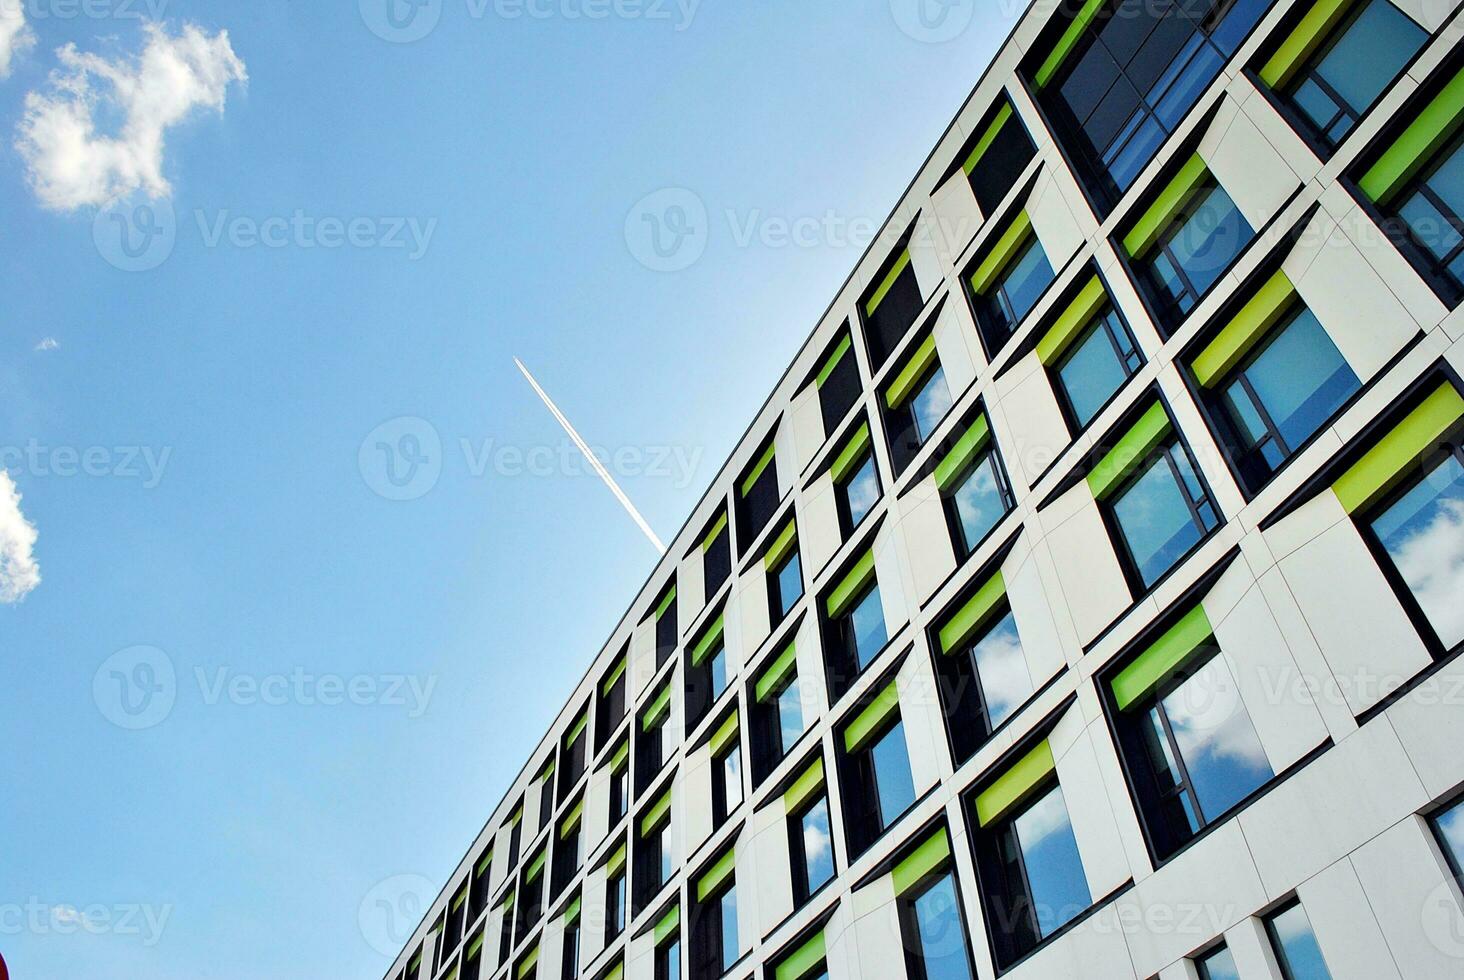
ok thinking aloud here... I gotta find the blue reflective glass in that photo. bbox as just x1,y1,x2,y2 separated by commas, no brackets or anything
1161,654,1273,820
1210,0,1270,54
1012,785,1091,938
709,645,727,697
845,454,880,527
1164,185,1252,298
871,720,916,825
1370,453,1464,649
1000,239,1056,325
970,610,1031,729
1312,0,1425,136
911,873,973,980
1428,140,1464,226
1269,903,1333,980
1155,38,1223,130
913,366,954,443
1437,799,1464,873
1112,450,1206,586
850,585,888,669
1058,314,1131,426
777,676,805,753
1198,945,1240,980
799,797,836,894
776,551,803,618
1399,191,1462,263
953,453,1006,552
1230,309,1359,460
720,887,739,970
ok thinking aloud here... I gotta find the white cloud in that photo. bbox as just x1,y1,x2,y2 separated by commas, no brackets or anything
0,0,35,78
35,336,59,351
15,22,247,212
0,470,40,603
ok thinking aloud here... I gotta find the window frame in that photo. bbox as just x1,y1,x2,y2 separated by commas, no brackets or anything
942,439,1016,561
895,865,978,980
1099,435,1222,594
839,712,917,858
835,450,882,536
1381,126,1464,305
933,601,1032,764
1050,305,1144,433
1262,898,1334,980
1428,791,1464,883
711,739,743,825
1135,179,1255,333
972,234,1056,358
787,791,837,907
767,547,804,628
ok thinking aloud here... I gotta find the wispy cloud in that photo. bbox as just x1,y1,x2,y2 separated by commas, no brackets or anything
0,469,40,603
16,22,247,212
34,337,59,351
0,0,34,78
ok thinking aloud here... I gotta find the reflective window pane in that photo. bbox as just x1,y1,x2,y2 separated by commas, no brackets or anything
1112,450,1207,587
844,455,881,528
709,645,727,698
1268,902,1333,980
776,551,803,618
1310,0,1425,141
1369,453,1464,650
722,746,743,813
849,586,888,669
720,886,739,971
1012,784,1091,938
953,454,1007,553
913,366,954,444
871,721,916,825
910,872,974,980
1197,945,1240,980
799,797,836,895
1164,185,1252,298
970,610,1032,729
776,676,806,754
1161,654,1274,820
1000,239,1056,326
1057,314,1132,426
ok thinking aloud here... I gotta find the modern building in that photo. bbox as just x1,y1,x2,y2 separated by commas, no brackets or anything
381,1,1464,979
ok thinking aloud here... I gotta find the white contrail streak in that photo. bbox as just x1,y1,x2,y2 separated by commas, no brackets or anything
514,358,668,556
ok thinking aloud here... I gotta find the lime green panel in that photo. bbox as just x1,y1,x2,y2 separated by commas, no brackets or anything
1034,0,1107,88
642,684,671,731
517,947,538,979
843,681,902,753
467,932,485,959
691,615,726,665
938,571,1008,654
963,103,1015,176
1086,402,1174,501
1111,605,1216,711
891,829,953,897
816,334,853,389
755,642,799,703
825,549,877,618
641,790,672,837
566,710,588,747
829,422,873,485
609,740,629,773
526,848,546,882
764,520,799,570
560,798,584,838
443,967,458,980
865,250,914,316
565,896,582,924
1191,270,1299,388
774,930,827,980
1361,64,1464,204
975,740,1056,826
709,710,740,756
696,847,737,901
933,414,993,492
408,951,423,974
1121,154,1210,258
602,655,627,694
606,843,627,876
1036,275,1108,366
742,441,778,497
885,334,941,409
969,211,1034,296
451,883,468,912
654,904,680,945
702,510,728,552
605,962,624,980
1334,383,1464,513
655,585,677,620
475,850,493,876
784,756,826,813
1259,0,1356,90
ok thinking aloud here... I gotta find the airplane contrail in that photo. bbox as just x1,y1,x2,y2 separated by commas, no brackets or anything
514,358,668,556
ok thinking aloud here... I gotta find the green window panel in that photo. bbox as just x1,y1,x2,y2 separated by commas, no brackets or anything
764,520,798,570
816,335,853,389
963,103,1015,175
702,511,729,552
517,948,538,979
606,843,627,876
974,739,1056,826
475,850,493,876
1190,269,1300,388
830,422,873,484
451,884,468,912
1033,0,1107,88
1110,605,1216,710
691,614,726,665
969,211,1035,296
939,571,1007,655
654,904,681,944
826,550,877,618
560,799,584,838
934,414,993,491
1036,275,1109,366
885,335,941,409
709,710,740,756
1361,63,1464,204
1086,402,1174,500
1259,0,1358,90
466,933,484,959
866,250,914,317
602,655,627,694
609,740,629,773
641,790,672,837
774,930,827,980
1122,154,1212,258
697,847,737,902
1333,382,1464,513
843,681,901,753
755,642,799,702
655,585,677,620
784,756,826,813
526,848,547,882
891,828,953,897
642,685,672,731
565,710,589,747
564,896,582,925
742,441,777,497
604,961,624,980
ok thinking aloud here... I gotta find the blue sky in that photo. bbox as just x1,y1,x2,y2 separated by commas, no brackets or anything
0,1,1027,976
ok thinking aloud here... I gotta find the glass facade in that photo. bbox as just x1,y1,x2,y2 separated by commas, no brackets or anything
1055,308,1143,428
1368,450,1464,650
1110,441,1219,587
1143,183,1253,326
1266,901,1333,980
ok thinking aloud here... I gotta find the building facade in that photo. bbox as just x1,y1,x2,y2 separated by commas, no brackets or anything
381,1,1464,979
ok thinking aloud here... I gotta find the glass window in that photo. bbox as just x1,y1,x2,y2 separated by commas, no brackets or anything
1431,796,1464,879
714,744,743,822
1367,450,1464,650
1394,133,1464,296
607,871,626,939
1197,944,1240,980
772,550,804,622
819,341,862,435
719,885,739,972
912,366,955,444
1144,183,1253,324
1141,652,1274,842
793,795,836,902
1282,0,1426,150
1109,441,1220,588
656,938,681,980
948,450,1013,558
705,525,731,598
610,765,629,824
978,237,1055,354
906,871,974,980
1266,901,1333,980
840,453,881,531
563,918,580,978
776,675,806,755
969,610,1033,731
846,584,888,673
708,643,727,700
870,720,917,829
1217,308,1359,487
1054,309,1142,428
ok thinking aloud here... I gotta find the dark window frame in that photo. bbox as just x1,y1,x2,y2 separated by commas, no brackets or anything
1136,179,1255,332
972,235,1056,359
838,713,917,859
1379,126,1464,307
932,601,1027,764
941,441,1016,561
710,739,743,825
1050,304,1144,433
823,579,888,702
896,865,979,980
835,450,883,538
787,791,837,908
